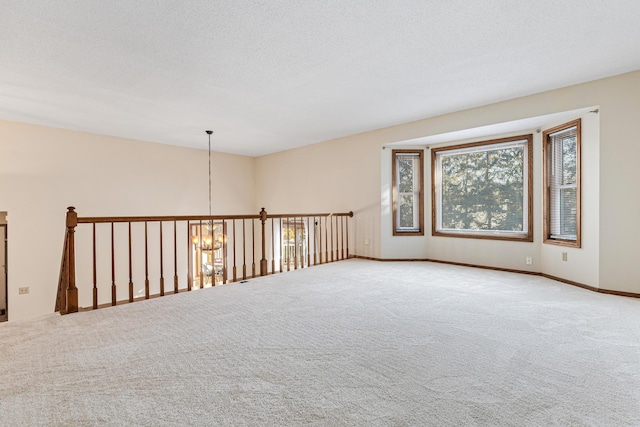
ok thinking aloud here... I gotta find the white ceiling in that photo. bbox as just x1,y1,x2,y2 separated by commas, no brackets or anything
1,1,639,157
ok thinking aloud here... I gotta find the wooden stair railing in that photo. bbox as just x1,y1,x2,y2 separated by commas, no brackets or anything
56,207,353,314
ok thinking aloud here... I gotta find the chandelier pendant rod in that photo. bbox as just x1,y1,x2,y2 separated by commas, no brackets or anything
206,130,213,221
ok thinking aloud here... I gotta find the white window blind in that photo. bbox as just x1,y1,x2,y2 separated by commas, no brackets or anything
395,152,421,232
548,126,578,240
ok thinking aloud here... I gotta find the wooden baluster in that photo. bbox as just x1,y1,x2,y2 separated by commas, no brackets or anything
313,217,317,265
187,222,192,291
252,218,256,278
306,217,311,268
326,214,333,262
325,217,328,263
319,217,323,264
159,221,164,296
65,207,78,313
324,216,327,263
298,217,302,269
331,215,335,262
336,217,340,261
286,218,291,271
296,217,305,268
320,217,329,264
222,220,228,284
326,216,329,263
341,216,345,260
292,217,296,270
293,217,297,270
300,217,304,268
270,217,275,274
298,217,303,269
111,223,116,306
242,219,247,280
336,217,342,261
346,213,351,259
279,218,283,273
283,218,287,271
320,217,323,263
336,216,340,261
128,222,134,302
144,221,150,299
173,221,178,293
199,220,204,288
293,217,304,268
92,223,98,309
232,220,237,282
332,216,336,261
332,217,336,262
325,216,329,263
213,220,218,285
317,217,321,264
299,217,304,269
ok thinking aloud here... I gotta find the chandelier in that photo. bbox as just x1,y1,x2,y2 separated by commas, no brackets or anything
192,130,217,251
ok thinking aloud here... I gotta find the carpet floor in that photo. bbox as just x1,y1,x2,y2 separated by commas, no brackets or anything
1,259,639,426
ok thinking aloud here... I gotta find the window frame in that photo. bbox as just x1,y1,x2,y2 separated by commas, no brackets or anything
392,149,424,236
431,134,533,242
542,119,581,248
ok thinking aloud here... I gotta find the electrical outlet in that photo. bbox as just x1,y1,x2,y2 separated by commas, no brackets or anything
525,256,532,266
18,287,29,295
364,239,369,246
562,252,568,262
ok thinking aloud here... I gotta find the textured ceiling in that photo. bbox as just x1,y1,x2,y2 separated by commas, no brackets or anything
1,1,640,156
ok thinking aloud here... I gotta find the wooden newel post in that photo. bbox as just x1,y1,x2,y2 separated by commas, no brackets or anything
66,207,79,313
259,208,268,276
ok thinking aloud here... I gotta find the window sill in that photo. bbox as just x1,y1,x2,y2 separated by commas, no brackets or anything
543,237,580,248
433,230,533,242
393,230,424,237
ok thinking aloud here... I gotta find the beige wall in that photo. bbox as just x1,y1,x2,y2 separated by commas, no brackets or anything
255,70,640,293
254,135,383,259
597,78,640,294
0,121,255,321
539,111,600,287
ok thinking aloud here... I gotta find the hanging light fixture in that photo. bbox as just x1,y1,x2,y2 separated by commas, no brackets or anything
192,232,214,250
206,130,213,222
192,130,216,250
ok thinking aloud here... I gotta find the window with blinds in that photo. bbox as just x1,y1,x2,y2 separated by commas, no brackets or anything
392,150,424,235
543,119,581,247
431,135,533,241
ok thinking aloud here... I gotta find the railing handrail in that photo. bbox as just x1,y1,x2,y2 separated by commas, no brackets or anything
78,214,259,224
263,212,353,219
76,211,353,224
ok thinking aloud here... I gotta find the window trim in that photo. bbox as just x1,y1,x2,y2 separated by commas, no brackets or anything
431,134,533,242
542,119,581,248
392,149,424,236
